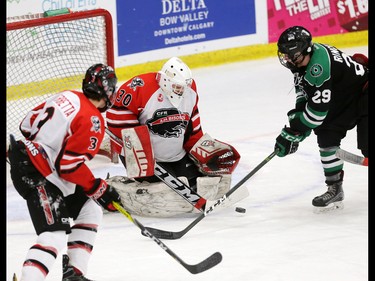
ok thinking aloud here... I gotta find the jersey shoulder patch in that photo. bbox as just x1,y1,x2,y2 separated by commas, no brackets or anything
304,43,331,87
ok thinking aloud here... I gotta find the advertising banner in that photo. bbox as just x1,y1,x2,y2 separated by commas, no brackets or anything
267,0,368,42
117,0,256,56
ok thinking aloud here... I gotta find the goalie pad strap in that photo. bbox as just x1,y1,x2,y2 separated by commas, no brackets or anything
121,125,155,178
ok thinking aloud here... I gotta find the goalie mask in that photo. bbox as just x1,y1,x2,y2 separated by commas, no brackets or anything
82,63,118,112
277,26,313,70
156,57,193,108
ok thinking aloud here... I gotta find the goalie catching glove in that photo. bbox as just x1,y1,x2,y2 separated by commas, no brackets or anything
189,133,240,175
85,178,122,212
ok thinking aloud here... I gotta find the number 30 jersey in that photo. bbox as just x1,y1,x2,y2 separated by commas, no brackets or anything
106,72,204,162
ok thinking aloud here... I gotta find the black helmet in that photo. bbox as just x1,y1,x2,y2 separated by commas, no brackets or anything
277,26,313,70
82,64,118,112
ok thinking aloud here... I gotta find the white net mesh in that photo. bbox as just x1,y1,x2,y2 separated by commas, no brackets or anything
7,9,117,162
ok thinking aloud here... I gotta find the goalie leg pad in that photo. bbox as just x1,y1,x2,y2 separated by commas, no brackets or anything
106,176,195,217
121,125,155,179
196,175,231,200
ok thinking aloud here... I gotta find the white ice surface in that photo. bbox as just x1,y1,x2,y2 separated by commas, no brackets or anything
7,46,368,281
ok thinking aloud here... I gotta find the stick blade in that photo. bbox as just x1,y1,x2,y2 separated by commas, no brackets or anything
184,252,223,274
335,148,368,166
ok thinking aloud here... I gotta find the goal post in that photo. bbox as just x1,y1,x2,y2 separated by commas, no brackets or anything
7,8,118,163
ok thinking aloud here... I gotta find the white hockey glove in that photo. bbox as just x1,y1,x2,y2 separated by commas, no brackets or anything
189,133,241,175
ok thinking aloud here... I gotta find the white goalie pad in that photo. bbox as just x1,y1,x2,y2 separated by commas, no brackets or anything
106,175,249,218
121,125,155,178
196,175,231,200
106,176,196,217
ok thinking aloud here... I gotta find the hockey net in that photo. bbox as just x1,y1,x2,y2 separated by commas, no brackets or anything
6,8,118,163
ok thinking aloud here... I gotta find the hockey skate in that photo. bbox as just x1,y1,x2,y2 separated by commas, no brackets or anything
62,254,93,281
312,182,344,214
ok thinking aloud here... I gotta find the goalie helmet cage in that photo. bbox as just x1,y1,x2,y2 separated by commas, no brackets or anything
6,8,118,163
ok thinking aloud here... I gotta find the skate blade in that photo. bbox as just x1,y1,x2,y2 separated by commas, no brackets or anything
313,201,344,214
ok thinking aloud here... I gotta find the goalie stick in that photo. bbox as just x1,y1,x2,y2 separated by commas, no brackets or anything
153,163,249,212
144,149,279,240
335,148,368,166
112,201,222,274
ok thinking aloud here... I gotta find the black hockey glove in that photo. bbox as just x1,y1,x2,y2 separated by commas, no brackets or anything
275,127,305,157
86,179,122,212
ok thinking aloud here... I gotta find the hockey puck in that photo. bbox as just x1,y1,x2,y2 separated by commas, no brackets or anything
235,207,246,213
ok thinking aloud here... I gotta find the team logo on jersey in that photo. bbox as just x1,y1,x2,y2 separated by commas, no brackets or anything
146,108,189,138
310,63,323,77
90,116,102,133
128,77,145,90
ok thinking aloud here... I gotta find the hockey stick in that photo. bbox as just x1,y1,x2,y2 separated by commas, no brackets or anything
112,201,222,274
144,149,279,240
153,160,249,212
153,162,206,211
335,148,368,166
105,128,206,212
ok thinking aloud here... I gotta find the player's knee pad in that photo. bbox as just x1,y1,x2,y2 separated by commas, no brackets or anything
106,176,194,217
196,174,231,200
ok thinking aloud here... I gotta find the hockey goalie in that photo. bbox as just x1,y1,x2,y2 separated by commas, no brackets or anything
105,57,241,217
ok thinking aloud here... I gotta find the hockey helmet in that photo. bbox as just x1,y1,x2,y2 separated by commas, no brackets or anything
82,63,118,112
277,26,313,70
156,57,193,107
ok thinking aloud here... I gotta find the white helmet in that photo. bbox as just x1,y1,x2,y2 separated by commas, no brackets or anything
156,57,193,107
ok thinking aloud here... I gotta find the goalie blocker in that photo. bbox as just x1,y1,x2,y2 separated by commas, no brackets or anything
108,126,241,217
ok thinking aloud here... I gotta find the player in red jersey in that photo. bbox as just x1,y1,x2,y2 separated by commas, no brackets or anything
7,64,122,281
106,57,241,217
